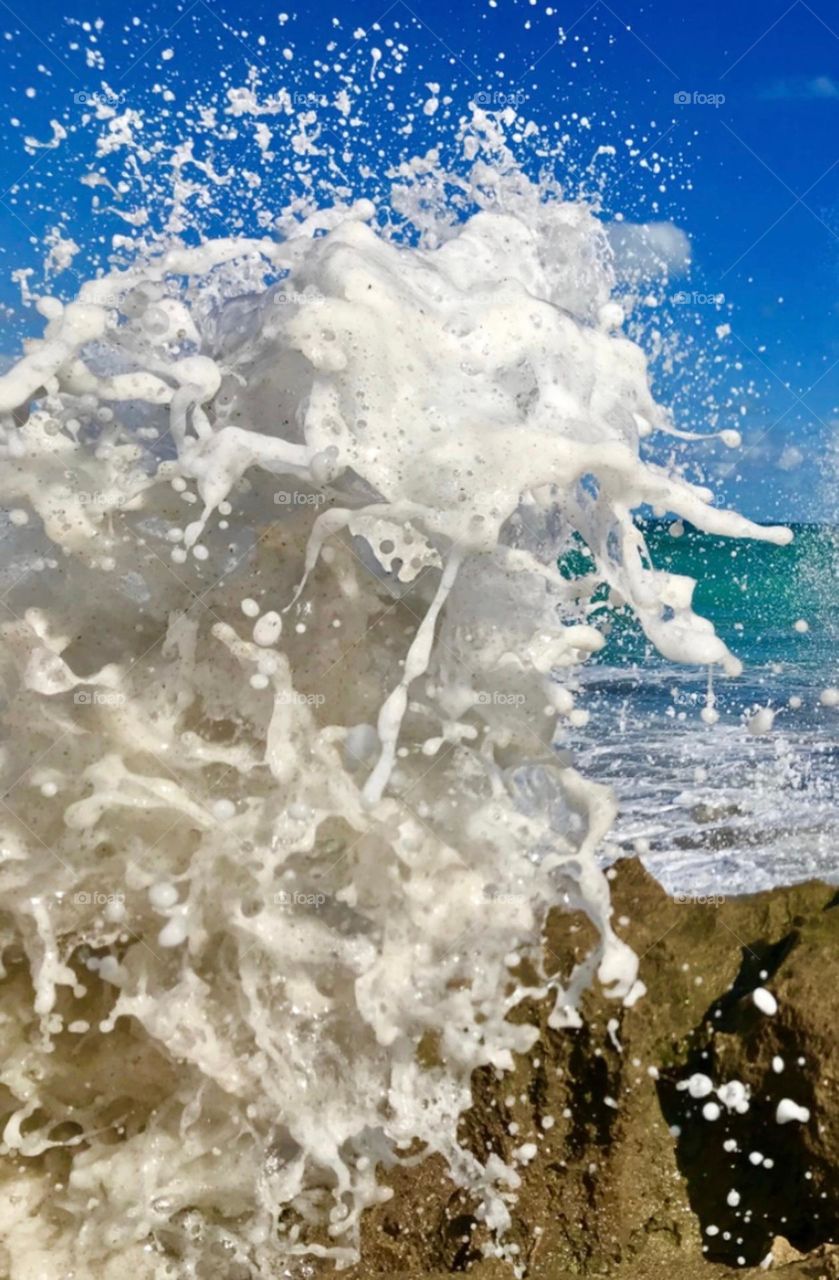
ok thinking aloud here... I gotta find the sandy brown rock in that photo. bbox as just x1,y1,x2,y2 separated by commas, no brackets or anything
327,858,838,1279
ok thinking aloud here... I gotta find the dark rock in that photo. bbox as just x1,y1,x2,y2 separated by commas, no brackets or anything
329,859,839,1279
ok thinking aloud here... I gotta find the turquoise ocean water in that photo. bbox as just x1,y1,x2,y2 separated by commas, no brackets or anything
566,523,839,894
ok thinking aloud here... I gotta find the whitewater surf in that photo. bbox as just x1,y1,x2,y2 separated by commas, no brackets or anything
0,87,800,1278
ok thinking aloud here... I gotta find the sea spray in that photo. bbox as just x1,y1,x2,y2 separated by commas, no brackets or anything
0,112,790,1277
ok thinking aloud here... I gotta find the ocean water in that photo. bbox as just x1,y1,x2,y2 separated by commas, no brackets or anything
567,521,839,894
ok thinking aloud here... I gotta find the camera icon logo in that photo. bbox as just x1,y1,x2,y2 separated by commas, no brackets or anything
673,91,691,105
73,690,92,705
73,91,90,104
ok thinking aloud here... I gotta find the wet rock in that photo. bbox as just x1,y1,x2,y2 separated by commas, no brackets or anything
330,858,838,1279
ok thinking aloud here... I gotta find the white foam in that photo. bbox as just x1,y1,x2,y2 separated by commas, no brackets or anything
776,1099,810,1125
752,987,778,1016
0,109,791,1275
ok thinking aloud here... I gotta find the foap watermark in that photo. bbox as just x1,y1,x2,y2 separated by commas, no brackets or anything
273,889,328,908
276,690,326,708
273,490,328,507
474,89,527,109
77,492,113,508
674,891,726,907
673,90,725,108
475,690,527,708
672,290,726,306
272,289,325,307
482,885,527,905
73,89,125,108
73,690,126,707
73,890,125,906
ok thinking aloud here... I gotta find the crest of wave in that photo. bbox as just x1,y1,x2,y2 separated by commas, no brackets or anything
0,113,788,1279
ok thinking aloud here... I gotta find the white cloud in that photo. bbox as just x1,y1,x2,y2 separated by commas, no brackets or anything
606,220,692,281
761,75,839,101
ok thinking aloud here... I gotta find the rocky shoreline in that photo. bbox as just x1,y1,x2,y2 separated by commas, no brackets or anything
331,859,839,1279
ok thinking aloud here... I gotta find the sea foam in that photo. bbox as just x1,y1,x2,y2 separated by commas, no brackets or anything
0,109,790,1277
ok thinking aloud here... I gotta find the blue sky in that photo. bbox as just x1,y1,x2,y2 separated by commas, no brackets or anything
1,0,838,521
